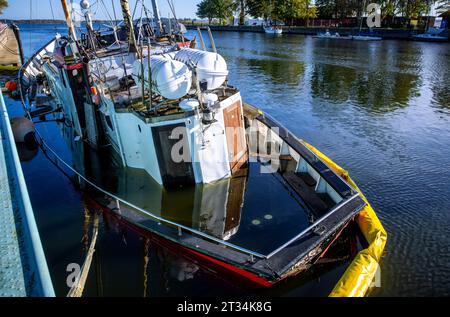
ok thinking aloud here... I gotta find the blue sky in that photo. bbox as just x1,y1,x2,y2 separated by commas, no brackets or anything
1,0,202,20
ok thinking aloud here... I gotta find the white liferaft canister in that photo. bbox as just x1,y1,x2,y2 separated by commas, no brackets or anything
174,48,228,90
179,98,199,111
203,93,218,107
132,54,192,100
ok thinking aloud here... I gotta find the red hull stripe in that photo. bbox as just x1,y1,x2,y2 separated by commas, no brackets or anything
86,196,273,288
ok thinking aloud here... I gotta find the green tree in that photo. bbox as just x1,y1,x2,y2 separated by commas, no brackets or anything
234,0,247,25
247,0,271,20
215,0,235,25
196,0,235,25
316,0,336,18
315,0,360,19
395,0,431,18
0,0,8,14
271,0,317,25
290,0,317,25
197,0,216,25
406,0,430,18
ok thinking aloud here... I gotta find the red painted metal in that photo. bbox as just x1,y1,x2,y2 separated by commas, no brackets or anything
85,196,275,289
176,41,191,49
66,63,83,70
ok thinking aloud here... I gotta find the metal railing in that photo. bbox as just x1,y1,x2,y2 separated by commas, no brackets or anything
265,193,360,259
0,90,55,296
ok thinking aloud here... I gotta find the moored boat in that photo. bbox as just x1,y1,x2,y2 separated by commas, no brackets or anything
412,27,449,42
264,25,283,34
313,30,351,40
263,0,282,34
351,35,382,41
17,0,386,295
0,22,24,71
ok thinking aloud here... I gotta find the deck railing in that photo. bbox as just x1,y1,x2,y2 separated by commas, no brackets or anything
0,90,55,296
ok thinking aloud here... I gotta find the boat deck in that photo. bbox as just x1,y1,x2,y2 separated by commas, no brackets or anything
0,91,54,296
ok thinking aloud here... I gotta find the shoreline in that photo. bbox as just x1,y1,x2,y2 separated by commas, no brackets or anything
3,20,448,42
187,25,450,41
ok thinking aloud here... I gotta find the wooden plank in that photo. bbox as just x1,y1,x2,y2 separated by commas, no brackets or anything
223,101,248,173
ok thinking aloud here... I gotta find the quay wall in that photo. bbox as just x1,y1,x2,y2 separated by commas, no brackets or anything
186,25,450,41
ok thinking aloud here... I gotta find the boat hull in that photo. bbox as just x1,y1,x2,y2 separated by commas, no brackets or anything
0,23,24,70
86,192,358,288
264,27,282,34
313,35,352,40
351,35,382,41
412,35,449,42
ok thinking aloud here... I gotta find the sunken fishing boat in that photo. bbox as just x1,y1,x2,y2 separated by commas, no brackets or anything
18,0,386,295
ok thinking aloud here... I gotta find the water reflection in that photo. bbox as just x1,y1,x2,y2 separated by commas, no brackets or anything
16,142,39,161
309,45,421,114
243,58,305,86
422,45,450,113
310,64,356,103
217,32,427,116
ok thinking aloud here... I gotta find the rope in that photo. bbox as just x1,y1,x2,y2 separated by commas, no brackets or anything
166,0,179,24
29,0,32,56
142,238,150,297
48,0,57,33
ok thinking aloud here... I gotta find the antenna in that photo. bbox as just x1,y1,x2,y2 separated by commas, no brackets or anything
60,0,77,40
197,27,206,51
207,26,217,53
150,0,163,37
119,0,138,53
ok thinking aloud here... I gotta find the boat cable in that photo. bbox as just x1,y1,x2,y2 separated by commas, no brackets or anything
48,0,57,34
67,214,99,297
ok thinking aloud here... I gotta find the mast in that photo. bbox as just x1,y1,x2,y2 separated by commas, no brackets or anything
359,0,366,32
60,0,77,40
151,0,163,37
80,0,96,50
120,0,138,53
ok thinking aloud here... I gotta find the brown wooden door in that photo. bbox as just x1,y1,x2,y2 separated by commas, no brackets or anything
223,101,247,173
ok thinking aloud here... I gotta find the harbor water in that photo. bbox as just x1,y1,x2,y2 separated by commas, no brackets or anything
2,24,450,296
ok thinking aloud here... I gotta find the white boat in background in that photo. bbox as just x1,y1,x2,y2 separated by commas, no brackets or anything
313,30,351,40
264,0,282,34
351,0,383,41
263,25,282,34
352,35,382,41
413,27,449,42
0,22,24,71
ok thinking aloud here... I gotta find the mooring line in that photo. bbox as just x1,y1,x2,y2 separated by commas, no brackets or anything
67,216,99,297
